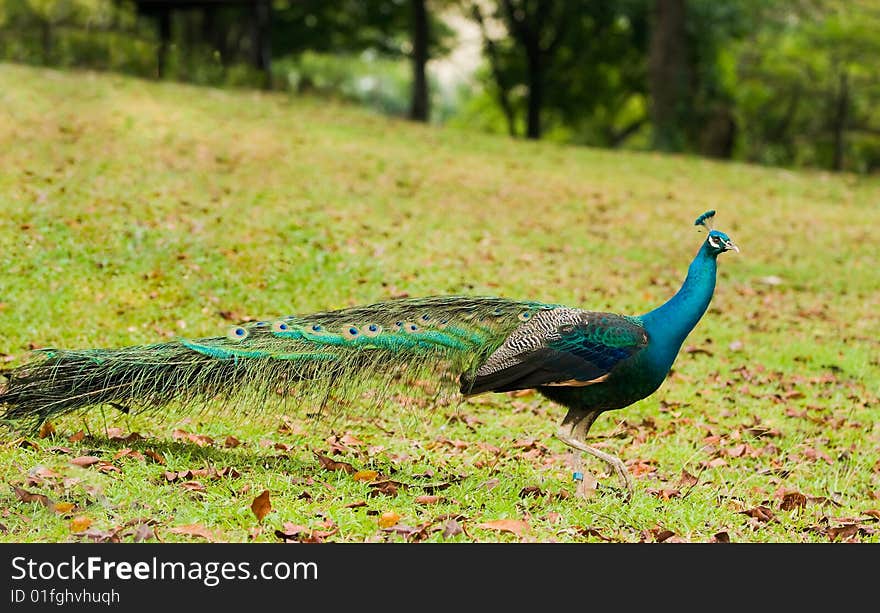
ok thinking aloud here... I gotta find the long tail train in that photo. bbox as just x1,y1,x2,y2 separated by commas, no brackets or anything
0,296,552,429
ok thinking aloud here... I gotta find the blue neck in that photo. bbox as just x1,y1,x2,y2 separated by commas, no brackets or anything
639,242,717,366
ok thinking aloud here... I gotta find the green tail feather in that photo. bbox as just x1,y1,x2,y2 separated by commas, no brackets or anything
0,296,554,429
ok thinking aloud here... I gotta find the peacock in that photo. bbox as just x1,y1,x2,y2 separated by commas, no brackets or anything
0,211,737,499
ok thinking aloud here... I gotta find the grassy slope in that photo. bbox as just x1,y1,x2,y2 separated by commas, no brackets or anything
0,64,877,543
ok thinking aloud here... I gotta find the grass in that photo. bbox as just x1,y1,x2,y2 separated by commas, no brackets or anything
0,63,878,543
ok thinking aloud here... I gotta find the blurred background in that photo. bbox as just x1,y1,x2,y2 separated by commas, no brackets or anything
1,0,879,174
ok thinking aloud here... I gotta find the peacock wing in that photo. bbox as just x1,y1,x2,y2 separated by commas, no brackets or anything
460,308,648,395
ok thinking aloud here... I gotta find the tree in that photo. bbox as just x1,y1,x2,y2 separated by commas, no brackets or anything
273,0,452,121
648,0,688,151
409,0,429,120
465,0,648,143
733,1,880,171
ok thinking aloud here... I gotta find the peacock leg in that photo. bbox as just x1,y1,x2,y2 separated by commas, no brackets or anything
556,409,633,501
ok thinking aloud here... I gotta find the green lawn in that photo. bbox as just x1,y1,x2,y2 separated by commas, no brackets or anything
0,63,878,543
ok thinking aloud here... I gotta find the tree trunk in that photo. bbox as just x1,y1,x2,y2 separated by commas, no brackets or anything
525,44,542,139
648,0,688,151
40,19,52,64
831,70,848,172
253,0,272,89
409,0,430,122
471,4,517,136
156,8,172,79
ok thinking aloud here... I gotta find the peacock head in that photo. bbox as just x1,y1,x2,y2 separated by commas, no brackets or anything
695,210,738,256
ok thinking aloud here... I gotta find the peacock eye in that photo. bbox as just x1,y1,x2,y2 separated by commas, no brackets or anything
228,326,249,341
363,323,382,338
272,321,289,332
708,237,720,249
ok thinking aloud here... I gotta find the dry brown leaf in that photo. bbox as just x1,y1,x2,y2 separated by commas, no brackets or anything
826,524,861,541
180,481,206,492
144,449,165,464
53,502,75,514
275,523,309,541
378,511,401,528
519,486,544,499
574,527,612,541
477,519,531,537
70,456,102,467
352,470,379,482
12,485,53,509
67,430,86,443
314,452,355,474
678,469,699,488
224,435,241,448
251,490,272,523
70,516,92,532
368,480,402,497
652,529,676,543
38,421,56,438
712,531,731,543
167,524,216,542
740,506,776,523
132,524,155,542
780,492,807,511
414,495,441,505
480,478,500,491
113,448,145,462
442,518,464,539
863,509,880,521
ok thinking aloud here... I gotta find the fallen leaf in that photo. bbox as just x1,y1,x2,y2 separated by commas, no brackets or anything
678,469,699,488
647,488,682,500
144,449,165,464
70,516,92,532
414,495,441,505
863,509,880,521
780,492,807,511
518,486,544,499
712,531,731,543
167,524,216,542
251,490,272,522
132,524,155,542
740,506,776,523
12,485,53,509
70,456,102,467
442,518,464,539
574,527,612,541
314,452,355,474
378,511,401,528
343,500,367,509
275,522,309,541
476,519,530,537
652,529,675,543
352,470,379,482
224,435,241,448
480,478,500,491
67,430,86,443
727,444,748,458
38,421,56,438
826,524,861,541
113,448,145,462
53,502,75,514
369,480,402,497
180,481,206,492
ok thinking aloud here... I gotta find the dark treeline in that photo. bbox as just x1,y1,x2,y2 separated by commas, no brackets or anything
1,0,878,173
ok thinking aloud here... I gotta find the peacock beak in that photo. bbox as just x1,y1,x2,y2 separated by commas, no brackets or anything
725,240,740,253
